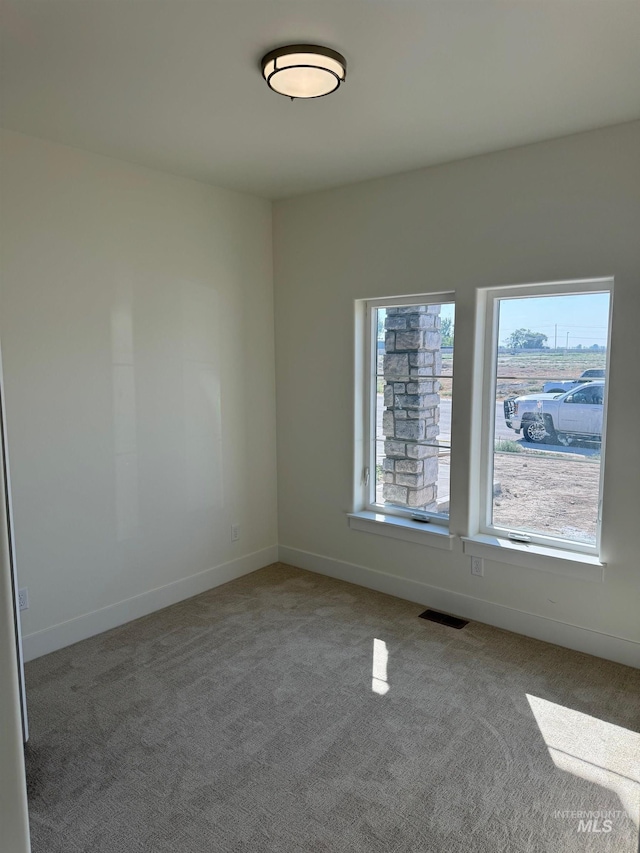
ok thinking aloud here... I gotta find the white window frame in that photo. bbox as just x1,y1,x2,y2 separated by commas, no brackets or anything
355,292,455,531
476,277,613,558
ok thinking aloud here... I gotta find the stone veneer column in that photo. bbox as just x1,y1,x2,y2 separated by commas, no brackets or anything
382,306,442,511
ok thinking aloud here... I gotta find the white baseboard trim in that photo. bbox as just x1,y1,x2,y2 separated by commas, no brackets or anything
22,546,278,662
278,545,639,669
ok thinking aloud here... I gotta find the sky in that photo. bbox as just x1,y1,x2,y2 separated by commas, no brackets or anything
498,292,610,348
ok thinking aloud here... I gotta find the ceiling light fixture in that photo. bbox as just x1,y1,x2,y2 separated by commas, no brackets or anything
261,44,347,100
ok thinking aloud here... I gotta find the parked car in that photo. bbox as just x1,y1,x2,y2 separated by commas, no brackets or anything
503,380,604,444
542,368,605,394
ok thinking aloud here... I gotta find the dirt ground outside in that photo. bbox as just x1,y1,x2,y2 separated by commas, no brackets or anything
418,350,606,399
492,450,601,544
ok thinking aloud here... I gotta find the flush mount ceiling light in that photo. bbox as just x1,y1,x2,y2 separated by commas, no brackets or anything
261,44,347,100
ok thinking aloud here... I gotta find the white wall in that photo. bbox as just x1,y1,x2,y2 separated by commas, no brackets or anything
0,130,278,658
273,122,640,666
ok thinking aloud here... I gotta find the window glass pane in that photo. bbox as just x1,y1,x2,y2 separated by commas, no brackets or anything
373,302,454,517
491,291,610,546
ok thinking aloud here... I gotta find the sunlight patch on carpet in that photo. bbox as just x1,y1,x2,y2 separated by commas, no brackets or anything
527,693,640,828
372,638,389,695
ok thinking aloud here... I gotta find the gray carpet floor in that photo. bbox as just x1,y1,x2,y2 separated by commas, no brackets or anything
24,563,640,852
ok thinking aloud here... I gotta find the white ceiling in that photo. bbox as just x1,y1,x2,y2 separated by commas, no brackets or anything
2,1,639,199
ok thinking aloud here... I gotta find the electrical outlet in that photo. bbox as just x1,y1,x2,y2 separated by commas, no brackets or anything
471,557,484,577
231,524,240,542
18,588,29,611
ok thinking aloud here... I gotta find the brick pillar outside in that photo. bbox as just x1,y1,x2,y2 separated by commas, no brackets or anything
382,306,442,511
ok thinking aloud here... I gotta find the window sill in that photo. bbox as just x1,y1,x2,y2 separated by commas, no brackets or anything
348,511,454,550
461,534,605,582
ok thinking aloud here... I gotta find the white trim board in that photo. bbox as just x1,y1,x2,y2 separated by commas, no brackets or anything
278,545,639,670
22,546,278,662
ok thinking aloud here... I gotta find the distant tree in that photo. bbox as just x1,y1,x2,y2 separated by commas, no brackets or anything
504,328,548,350
522,330,548,349
504,329,527,349
377,314,385,340
441,317,454,346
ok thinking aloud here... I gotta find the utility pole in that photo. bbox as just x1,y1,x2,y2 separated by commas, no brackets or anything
554,324,557,350
566,332,570,350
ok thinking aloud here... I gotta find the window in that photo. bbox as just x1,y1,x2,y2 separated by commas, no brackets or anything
359,294,455,527
567,385,603,406
479,280,612,555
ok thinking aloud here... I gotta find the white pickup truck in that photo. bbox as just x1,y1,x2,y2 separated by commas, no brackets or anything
542,368,605,394
504,381,604,444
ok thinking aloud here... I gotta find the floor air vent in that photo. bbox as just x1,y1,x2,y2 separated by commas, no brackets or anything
419,609,468,629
